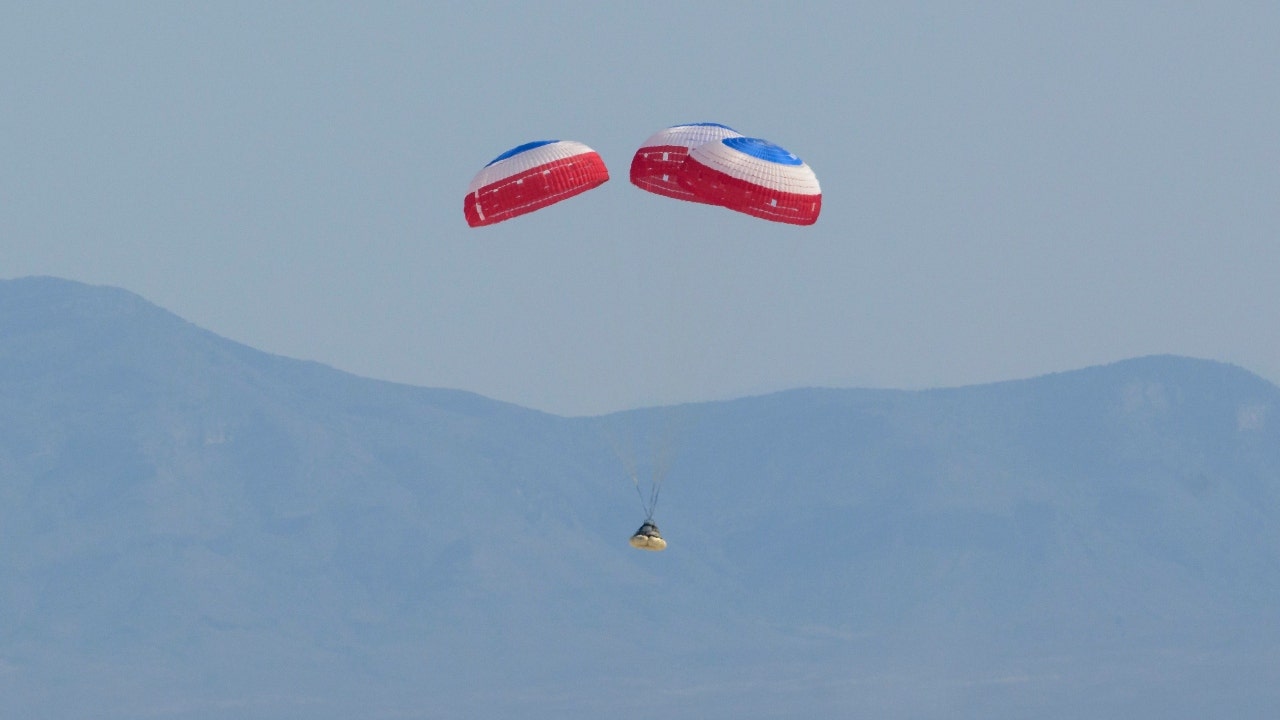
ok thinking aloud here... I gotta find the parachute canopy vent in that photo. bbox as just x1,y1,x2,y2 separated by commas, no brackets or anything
682,136,821,225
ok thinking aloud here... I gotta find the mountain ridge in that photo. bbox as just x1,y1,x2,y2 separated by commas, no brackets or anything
1,276,1278,719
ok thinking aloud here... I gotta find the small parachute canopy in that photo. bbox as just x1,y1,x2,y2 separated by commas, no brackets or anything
682,137,821,225
630,123,742,204
464,140,609,227
629,520,667,552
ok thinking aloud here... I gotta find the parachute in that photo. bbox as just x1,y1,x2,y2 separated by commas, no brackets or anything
630,122,742,204
682,137,822,225
630,125,821,225
629,520,667,551
461,127,821,551
464,140,609,227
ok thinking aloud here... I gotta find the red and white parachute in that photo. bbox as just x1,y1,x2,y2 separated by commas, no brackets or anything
464,140,609,227
462,127,822,550
629,123,743,204
681,136,822,226
630,124,821,225
464,127,819,228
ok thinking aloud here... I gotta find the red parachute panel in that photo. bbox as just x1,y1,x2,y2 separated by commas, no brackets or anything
630,123,742,205
465,140,609,228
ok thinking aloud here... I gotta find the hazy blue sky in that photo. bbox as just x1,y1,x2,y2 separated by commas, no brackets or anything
3,2,1277,415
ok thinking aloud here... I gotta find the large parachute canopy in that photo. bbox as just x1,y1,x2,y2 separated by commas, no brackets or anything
682,137,822,225
464,140,609,227
630,122,742,204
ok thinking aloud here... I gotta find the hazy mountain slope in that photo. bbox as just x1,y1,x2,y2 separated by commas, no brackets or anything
1,277,1278,719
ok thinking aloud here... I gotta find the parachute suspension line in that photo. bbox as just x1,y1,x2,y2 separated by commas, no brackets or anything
643,419,674,522
634,453,662,522
622,455,652,520
605,424,655,519
641,404,686,521
606,407,695,523
645,472,662,523
634,469,656,520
